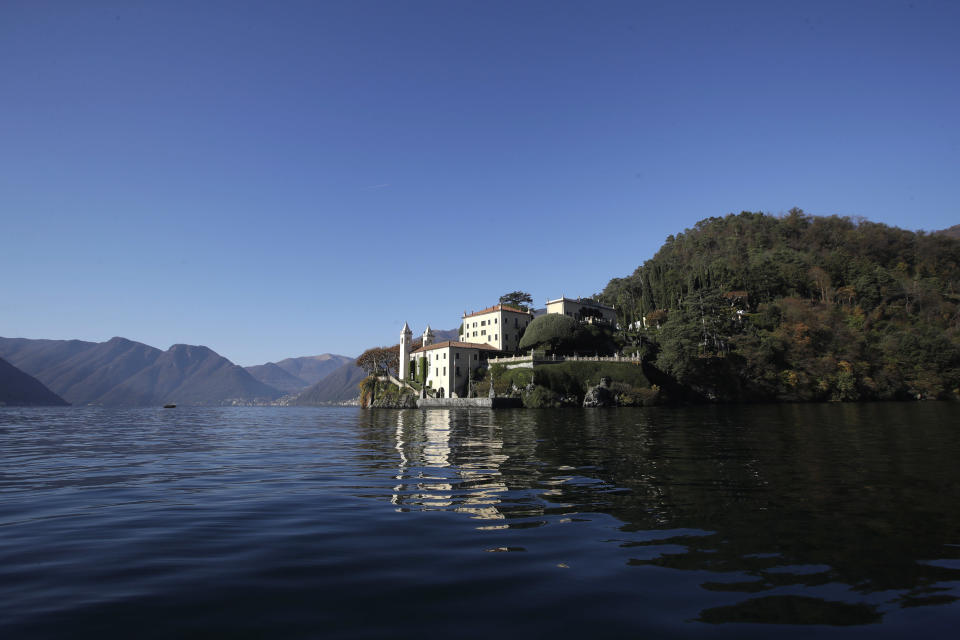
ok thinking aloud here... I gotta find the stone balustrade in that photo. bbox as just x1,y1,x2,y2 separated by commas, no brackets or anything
488,353,642,366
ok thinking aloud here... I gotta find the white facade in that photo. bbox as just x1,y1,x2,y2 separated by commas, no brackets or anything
408,340,498,398
460,304,534,353
545,296,617,325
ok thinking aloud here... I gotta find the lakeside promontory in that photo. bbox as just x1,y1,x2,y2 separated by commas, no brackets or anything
361,211,960,407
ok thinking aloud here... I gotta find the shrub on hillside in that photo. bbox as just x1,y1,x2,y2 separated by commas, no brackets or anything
489,364,534,395
521,385,564,408
610,381,662,406
532,366,583,400
530,361,653,404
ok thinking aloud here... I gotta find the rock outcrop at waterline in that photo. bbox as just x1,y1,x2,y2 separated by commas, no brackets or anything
582,377,615,407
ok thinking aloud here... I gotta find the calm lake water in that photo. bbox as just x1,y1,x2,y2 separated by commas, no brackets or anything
1,404,959,638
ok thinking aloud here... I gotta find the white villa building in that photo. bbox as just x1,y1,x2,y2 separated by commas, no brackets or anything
459,304,534,352
397,296,615,398
399,324,499,398
544,296,617,325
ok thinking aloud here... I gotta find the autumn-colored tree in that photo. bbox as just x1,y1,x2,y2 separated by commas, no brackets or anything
356,345,399,377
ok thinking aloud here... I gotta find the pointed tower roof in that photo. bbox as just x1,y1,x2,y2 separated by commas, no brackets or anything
401,321,411,334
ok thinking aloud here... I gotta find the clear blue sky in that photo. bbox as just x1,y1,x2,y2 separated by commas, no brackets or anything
2,0,958,365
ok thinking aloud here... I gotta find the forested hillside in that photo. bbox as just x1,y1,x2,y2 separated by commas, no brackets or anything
938,224,960,239
602,210,960,401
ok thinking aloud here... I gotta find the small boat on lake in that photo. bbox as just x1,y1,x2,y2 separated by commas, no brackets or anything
163,404,176,408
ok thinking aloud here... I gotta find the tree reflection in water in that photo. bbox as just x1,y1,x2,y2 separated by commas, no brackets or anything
358,403,960,627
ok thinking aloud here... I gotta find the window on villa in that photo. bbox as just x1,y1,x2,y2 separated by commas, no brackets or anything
494,318,497,324
455,353,459,359
473,331,477,337
473,354,477,360
514,318,518,327
435,368,438,376
456,366,460,376
481,330,486,335
443,353,446,359
443,367,446,375
495,334,498,341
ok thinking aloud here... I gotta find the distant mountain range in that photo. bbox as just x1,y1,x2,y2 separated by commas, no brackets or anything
287,361,367,405
0,337,283,406
0,356,68,406
244,354,354,394
0,330,462,407
432,328,459,342
938,224,960,239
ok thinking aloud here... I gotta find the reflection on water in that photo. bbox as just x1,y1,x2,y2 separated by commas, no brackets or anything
391,409,507,520
361,404,960,630
1,404,959,637
390,409,510,522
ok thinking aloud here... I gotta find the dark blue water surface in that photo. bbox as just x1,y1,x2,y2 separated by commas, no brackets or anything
2,404,959,638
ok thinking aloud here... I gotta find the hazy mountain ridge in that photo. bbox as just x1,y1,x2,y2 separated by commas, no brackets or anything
98,344,282,406
287,361,366,405
274,354,354,385
0,356,69,406
0,338,98,379
244,354,354,393
41,337,163,404
431,329,459,342
937,224,960,239
0,337,282,406
244,362,311,394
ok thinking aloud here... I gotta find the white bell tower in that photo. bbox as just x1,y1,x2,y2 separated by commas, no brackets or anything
399,322,412,380
422,324,434,348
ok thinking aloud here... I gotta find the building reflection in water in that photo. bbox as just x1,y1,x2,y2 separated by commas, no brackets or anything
370,404,960,627
389,409,513,525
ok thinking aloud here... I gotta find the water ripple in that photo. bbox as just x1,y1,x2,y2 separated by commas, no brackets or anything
1,404,959,638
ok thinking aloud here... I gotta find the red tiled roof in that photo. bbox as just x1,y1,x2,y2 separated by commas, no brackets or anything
410,340,502,354
462,304,532,319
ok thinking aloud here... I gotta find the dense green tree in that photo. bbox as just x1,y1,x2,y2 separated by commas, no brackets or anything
499,291,534,311
517,313,618,356
518,314,579,353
